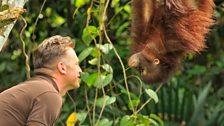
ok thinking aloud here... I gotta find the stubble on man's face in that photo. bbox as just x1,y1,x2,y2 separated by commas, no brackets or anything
64,48,82,90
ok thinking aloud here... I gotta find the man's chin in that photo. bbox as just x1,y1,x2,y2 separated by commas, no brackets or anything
75,84,80,88
73,82,80,89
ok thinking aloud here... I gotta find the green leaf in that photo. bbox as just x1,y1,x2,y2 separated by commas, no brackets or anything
80,72,89,83
11,49,22,60
150,114,164,126
94,74,113,89
124,4,131,13
94,74,105,88
45,7,52,17
76,112,88,123
145,89,159,103
90,47,99,58
25,31,31,38
102,64,113,73
75,0,89,8
85,73,98,87
103,74,113,87
0,62,6,72
82,26,98,46
135,114,151,125
120,115,134,126
121,89,139,99
187,65,206,75
128,99,140,109
88,58,98,65
115,22,129,37
111,0,120,8
217,87,224,98
52,13,65,27
189,82,212,126
78,47,93,63
96,43,113,54
98,118,113,126
96,95,116,107
103,44,113,54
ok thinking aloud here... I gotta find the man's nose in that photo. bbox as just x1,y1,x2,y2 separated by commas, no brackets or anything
79,67,82,73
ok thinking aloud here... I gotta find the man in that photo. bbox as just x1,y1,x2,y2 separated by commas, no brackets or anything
0,35,82,126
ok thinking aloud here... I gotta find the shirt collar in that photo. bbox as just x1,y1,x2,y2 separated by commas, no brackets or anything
34,68,59,92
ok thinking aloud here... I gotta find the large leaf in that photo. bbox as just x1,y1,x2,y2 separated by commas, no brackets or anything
145,89,159,103
0,62,6,72
150,114,164,126
94,74,105,88
76,112,88,123
11,49,21,60
75,0,89,8
52,13,65,27
82,26,98,46
96,43,113,54
120,115,134,126
102,74,113,87
128,99,140,110
97,118,113,126
102,64,113,73
78,47,93,63
94,74,113,89
96,95,116,107
88,58,98,65
121,89,139,99
85,73,98,87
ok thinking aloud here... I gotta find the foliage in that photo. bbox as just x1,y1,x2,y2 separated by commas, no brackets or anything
0,0,224,126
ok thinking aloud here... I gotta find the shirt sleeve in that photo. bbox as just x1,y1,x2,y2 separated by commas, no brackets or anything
26,92,62,126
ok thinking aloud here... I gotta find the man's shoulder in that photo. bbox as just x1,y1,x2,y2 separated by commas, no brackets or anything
0,76,59,99
24,76,59,96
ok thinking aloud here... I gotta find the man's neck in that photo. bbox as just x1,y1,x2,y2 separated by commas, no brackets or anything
51,77,67,96
34,68,65,96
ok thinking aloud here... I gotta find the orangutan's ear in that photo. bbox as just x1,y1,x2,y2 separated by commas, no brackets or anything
153,58,160,65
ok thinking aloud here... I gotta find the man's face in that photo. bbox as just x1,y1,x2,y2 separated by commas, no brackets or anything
63,48,82,89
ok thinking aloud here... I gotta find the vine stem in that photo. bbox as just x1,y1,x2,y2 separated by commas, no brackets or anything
95,0,110,125
93,88,98,126
127,75,143,111
66,92,77,112
31,0,46,42
84,86,93,126
84,1,96,125
20,17,30,79
106,1,131,27
103,20,135,113
134,84,163,114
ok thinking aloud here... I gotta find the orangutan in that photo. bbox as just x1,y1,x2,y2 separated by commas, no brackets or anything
128,0,215,83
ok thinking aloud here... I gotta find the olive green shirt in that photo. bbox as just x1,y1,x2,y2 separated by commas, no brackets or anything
0,75,62,126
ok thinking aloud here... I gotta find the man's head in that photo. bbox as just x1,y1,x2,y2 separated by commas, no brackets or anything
33,35,74,69
33,35,82,91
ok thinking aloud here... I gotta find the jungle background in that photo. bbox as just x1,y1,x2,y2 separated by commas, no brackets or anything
0,0,224,126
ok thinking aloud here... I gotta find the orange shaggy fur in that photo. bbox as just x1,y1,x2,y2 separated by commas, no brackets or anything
128,0,215,83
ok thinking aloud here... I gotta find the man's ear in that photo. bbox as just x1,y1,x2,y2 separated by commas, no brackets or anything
57,62,67,74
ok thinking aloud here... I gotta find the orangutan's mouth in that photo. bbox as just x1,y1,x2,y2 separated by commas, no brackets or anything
138,65,147,76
